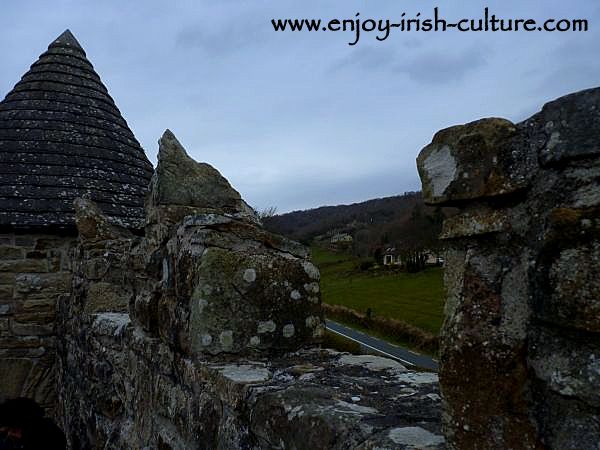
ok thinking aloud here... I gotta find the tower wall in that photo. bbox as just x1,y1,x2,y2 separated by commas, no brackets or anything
0,230,75,415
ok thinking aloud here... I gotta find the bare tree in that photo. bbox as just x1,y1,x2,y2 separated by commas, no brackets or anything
257,206,278,220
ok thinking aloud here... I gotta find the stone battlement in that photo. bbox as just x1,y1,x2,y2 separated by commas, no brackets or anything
51,131,444,449
417,87,600,449
1,27,597,449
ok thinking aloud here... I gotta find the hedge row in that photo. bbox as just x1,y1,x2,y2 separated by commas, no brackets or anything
322,303,439,354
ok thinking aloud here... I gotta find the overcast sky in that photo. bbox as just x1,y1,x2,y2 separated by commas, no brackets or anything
1,1,598,213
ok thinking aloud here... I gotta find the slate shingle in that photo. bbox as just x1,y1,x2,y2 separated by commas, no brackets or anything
0,30,153,229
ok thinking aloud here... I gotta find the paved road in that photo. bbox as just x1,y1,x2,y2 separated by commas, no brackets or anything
325,320,439,372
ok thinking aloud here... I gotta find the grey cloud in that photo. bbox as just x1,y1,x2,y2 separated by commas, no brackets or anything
175,21,266,56
396,46,488,84
247,165,421,213
0,0,597,214
332,46,397,72
552,34,599,61
540,65,600,97
332,45,488,85
531,34,600,99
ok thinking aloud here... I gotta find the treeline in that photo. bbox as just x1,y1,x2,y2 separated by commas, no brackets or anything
263,192,451,266
263,192,423,243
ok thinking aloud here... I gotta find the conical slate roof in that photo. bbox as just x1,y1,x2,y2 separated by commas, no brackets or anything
0,30,153,229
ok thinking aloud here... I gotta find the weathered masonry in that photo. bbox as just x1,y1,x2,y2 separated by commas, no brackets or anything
418,87,600,449
1,31,445,449
57,131,443,449
0,30,153,412
2,28,597,450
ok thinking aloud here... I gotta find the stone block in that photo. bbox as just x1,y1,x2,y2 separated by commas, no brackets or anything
33,236,71,251
0,259,47,273
543,207,599,244
0,285,13,301
0,347,47,359
531,87,600,165
0,273,14,284
246,351,443,450
0,336,44,350
186,239,323,356
14,309,55,325
417,118,536,205
91,313,131,338
48,256,61,272
14,236,36,247
533,390,600,450
530,327,600,408
13,272,70,298
74,198,132,241
537,208,600,331
0,245,23,259
440,338,539,449
541,242,600,332
22,296,57,310
14,273,43,293
84,281,131,314
10,320,54,336
24,250,46,260
82,257,110,280
440,208,510,239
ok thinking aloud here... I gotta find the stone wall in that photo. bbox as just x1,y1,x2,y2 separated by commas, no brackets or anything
56,131,444,449
0,230,75,414
417,87,600,449
4,86,598,449
58,311,443,449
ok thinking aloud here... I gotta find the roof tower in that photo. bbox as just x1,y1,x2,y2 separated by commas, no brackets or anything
0,30,153,229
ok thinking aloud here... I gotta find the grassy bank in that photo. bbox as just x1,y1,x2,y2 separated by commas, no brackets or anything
311,246,445,351
323,303,439,354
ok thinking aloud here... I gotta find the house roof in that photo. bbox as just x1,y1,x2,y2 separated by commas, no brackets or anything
0,30,153,229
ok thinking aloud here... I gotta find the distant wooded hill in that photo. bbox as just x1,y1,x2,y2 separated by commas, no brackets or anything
263,192,449,260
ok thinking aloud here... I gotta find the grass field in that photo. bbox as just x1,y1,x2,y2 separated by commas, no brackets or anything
311,247,445,335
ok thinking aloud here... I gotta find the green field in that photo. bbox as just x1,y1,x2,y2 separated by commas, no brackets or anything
311,247,445,335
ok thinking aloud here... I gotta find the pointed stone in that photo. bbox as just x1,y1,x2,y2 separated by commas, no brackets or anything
48,29,85,54
150,130,244,212
74,198,132,241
